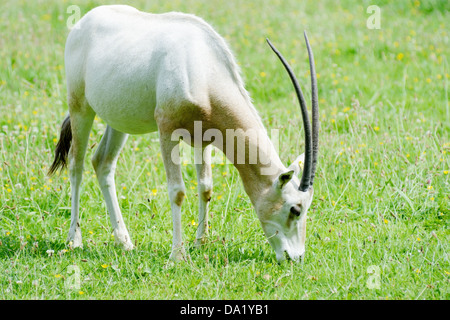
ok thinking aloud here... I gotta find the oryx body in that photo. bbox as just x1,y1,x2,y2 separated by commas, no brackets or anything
50,5,319,262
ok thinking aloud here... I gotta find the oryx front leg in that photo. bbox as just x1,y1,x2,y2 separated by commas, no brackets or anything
160,133,186,261
92,125,133,250
68,109,95,248
194,145,213,247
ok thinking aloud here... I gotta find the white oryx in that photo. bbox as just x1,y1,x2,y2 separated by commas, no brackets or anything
49,5,319,262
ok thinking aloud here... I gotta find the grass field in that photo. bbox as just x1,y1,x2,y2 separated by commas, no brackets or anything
0,0,449,300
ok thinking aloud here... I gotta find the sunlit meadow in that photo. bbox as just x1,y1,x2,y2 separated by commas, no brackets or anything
0,0,448,299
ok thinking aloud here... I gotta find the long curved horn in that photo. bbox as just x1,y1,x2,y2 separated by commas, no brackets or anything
266,38,312,192
304,31,319,186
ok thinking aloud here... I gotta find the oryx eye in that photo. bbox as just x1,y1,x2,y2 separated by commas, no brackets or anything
290,205,302,217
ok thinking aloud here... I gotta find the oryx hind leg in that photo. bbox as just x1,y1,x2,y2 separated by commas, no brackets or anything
159,131,186,261
67,99,95,248
92,125,133,250
194,144,213,247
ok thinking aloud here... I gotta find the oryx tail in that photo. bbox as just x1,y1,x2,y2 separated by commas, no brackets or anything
48,114,72,175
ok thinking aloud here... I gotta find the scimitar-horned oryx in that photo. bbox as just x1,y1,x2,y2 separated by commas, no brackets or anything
48,5,319,262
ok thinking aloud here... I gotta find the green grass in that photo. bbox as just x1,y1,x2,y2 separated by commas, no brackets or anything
0,0,449,299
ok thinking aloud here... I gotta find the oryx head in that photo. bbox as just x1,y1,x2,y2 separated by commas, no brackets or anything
257,32,319,262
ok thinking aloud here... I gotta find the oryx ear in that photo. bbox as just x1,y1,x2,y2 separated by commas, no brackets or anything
277,170,295,189
288,153,305,176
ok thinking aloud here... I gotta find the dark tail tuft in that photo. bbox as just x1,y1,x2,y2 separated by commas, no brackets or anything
48,114,72,176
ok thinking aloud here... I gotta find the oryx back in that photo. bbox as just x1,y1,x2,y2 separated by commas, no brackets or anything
65,5,251,134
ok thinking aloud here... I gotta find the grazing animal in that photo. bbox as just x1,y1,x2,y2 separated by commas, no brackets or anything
49,5,319,262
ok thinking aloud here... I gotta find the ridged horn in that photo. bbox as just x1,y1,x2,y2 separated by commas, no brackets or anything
266,37,313,192
303,31,319,186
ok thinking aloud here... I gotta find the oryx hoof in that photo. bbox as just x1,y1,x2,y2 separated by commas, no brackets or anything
113,231,134,251
194,237,207,248
67,228,83,249
169,246,186,262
